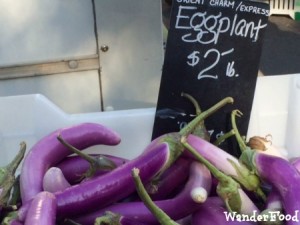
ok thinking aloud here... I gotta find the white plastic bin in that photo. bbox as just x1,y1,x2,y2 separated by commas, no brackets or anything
1,74,300,167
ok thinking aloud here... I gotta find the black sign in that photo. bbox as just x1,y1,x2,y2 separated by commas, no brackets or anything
152,0,270,155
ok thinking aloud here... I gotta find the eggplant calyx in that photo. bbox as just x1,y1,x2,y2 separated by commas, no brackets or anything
227,158,266,201
94,211,120,225
1,211,18,225
57,134,117,180
0,142,26,208
239,149,256,172
216,180,242,213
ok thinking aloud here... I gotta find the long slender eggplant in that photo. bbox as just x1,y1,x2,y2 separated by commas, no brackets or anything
56,154,128,184
20,123,121,203
43,167,71,193
94,211,153,225
241,150,300,225
182,135,259,214
72,160,212,224
259,189,283,225
146,157,190,200
24,191,56,225
184,134,265,200
191,197,254,225
55,142,171,218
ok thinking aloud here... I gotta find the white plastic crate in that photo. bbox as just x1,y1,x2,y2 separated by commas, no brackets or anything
268,0,299,19
1,74,300,167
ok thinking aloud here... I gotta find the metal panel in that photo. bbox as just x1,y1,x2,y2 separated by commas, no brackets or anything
0,71,101,113
95,0,164,110
0,0,97,67
0,55,99,80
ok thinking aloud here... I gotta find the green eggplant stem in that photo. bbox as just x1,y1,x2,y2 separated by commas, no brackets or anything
0,142,26,208
94,211,120,225
8,175,20,206
181,92,202,115
231,110,248,152
213,129,236,146
6,142,26,176
181,92,211,141
132,168,180,225
179,97,234,137
57,134,117,179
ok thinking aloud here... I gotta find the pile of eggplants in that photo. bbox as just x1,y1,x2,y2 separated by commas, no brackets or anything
1,96,300,225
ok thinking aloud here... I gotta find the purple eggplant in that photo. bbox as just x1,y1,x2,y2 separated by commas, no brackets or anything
259,189,283,225
241,150,300,225
117,216,154,225
290,157,300,172
94,211,152,225
9,221,23,225
1,218,24,225
19,122,121,203
72,160,212,224
146,157,190,200
184,134,265,200
182,135,260,214
264,189,282,212
56,154,128,184
43,167,71,193
24,191,56,225
191,197,254,225
55,142,171,218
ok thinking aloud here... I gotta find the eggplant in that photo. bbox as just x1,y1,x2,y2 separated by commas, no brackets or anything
56,154,128,184
72,160,212,224
55,142,171,218
241,150,300,225
24,191,56,225
182,135,259,214
43,167,71,193
146,157,190,200
259,189,283,225
94,211,153,225
192,197,254,225
184,134,265,200
19,123,121,203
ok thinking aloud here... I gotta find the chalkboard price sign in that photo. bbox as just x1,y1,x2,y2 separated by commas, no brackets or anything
152,0,270,155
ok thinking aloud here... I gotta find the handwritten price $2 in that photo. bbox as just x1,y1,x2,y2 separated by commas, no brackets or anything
186,48,239,80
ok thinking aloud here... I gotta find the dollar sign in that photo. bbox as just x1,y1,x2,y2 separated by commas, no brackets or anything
187,51,200,67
